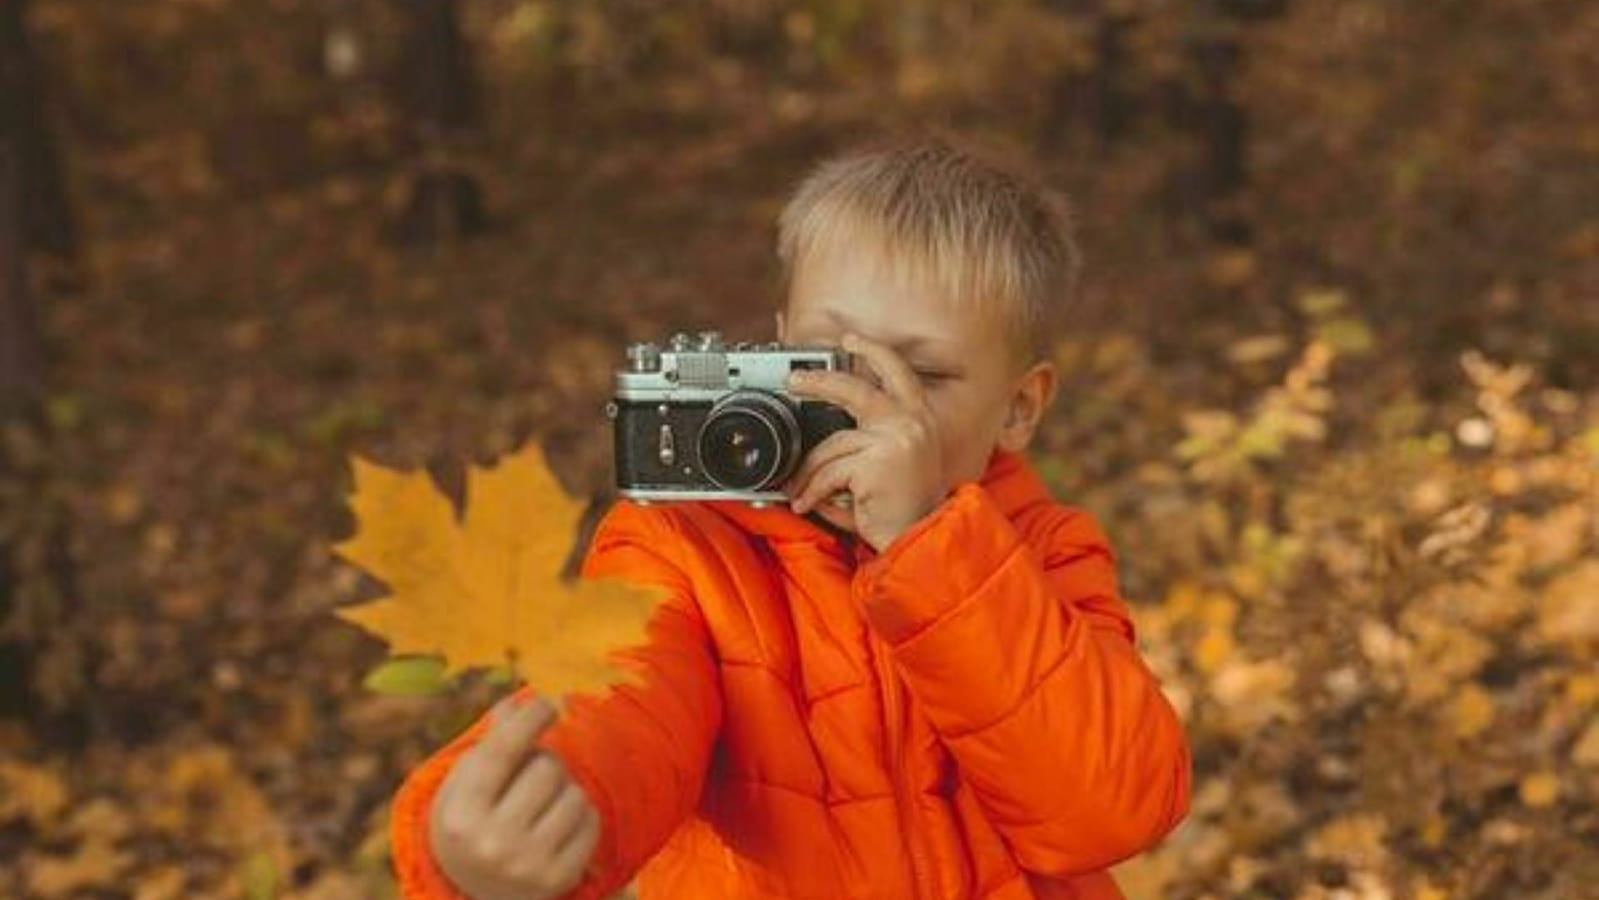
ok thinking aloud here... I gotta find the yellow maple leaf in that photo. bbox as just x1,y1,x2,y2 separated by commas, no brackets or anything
0,759,69,828
1518,771,1560,808
1194,624,1236,675
332,441,662,697
1447,684,1496,740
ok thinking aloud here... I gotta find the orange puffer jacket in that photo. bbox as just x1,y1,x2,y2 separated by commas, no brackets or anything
390,448,1190,900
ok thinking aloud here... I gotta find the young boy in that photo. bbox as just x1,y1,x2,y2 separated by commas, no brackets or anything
389,135,1191,900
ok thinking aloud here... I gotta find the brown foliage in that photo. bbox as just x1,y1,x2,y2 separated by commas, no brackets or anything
0,1,1592,898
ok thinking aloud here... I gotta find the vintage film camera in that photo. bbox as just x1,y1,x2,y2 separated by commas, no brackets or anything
605,331,857,504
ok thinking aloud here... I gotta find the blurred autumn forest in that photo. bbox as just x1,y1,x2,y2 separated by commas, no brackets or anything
0,0,1595,898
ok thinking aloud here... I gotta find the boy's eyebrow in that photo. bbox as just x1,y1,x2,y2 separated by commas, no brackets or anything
823,307,933,353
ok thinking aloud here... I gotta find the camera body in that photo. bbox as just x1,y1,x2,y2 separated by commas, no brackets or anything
606,331,856,504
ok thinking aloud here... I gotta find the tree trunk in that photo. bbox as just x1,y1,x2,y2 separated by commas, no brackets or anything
0,0,70,410
0,0,74,260
0,0,45,726
1041,1,1140,154
0,149,44,423
0,0,85,744
389,0,487,245
1161,0,1287,244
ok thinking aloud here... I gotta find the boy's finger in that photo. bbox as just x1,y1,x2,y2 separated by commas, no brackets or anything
453,694,556,809
791,454,857,515
841,332,925,408
786,450,863,514
527,781,593,852
556,802,602,859
786,427,865,505
785,429,871,499
786,370,888,422
489,694,557,750
549,804,602,886
485,749,567,832
487,692,557,742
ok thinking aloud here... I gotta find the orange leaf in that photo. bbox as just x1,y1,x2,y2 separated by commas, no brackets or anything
332,441,662,698
1518,771,1560,808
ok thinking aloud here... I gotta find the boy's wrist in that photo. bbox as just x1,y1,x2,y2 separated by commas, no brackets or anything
853,482,1007,644
865,484,959,552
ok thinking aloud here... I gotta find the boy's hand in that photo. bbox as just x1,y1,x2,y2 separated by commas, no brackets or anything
784,332,947,552
429,694,601,900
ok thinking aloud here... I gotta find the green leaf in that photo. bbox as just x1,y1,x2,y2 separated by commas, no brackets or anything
240,850,278,900
303,396,387,446
1174,434,1216,461
1226,334,1291,366
1317,316,1375,355
1237,421,1285,459
44,392,85,431
1297,289,1348,318
1582,426,1599,459
362,656,453,696
482,663,519,686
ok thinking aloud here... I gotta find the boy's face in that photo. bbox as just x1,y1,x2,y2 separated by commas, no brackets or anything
775,244,1057,535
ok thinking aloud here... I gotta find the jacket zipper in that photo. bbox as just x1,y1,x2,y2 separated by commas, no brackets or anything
870,631,936,900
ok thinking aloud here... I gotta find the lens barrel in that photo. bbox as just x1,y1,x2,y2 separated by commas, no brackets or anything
697,391,801,491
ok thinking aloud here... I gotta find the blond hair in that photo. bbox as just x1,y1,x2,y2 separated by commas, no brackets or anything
775,133,1081,367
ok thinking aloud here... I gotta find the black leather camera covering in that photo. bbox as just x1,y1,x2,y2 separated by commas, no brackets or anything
612,396,855,493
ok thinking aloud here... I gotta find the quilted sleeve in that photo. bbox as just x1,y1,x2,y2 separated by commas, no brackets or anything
388,500,723,900
853,484,1190,876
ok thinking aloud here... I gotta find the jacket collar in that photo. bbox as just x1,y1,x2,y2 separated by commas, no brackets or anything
701,447,1054,547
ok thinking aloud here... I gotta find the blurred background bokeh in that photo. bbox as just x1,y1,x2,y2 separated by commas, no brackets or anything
0,1,1594,898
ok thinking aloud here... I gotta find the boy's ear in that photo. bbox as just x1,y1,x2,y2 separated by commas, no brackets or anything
996,360,1058,453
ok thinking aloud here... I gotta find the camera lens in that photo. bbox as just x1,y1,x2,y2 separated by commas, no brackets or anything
698,391,801,491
